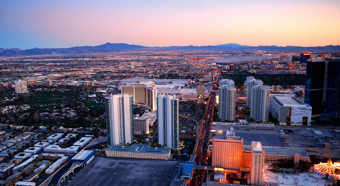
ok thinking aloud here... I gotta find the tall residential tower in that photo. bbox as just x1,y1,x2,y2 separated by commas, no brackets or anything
106,94,134,146
218,79,236,121
157,95,179,149
250,85,272,122
245,77,263,108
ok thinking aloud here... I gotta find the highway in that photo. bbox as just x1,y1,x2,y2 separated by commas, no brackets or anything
188,82,217,186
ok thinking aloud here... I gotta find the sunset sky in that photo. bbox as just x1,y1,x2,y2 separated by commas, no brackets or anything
1,0,340,49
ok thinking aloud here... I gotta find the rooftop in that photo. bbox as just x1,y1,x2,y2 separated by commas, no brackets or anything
275,96,306,107
140,112,157,123
106,144,170,155
72,150,93,161
244,146,309,157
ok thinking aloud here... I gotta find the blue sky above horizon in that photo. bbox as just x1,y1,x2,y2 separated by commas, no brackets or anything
1,0,340,49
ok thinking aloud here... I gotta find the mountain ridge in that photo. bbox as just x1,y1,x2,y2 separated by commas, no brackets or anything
1,43,339,57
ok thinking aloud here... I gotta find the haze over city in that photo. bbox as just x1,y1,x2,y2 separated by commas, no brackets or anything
1,0,340,49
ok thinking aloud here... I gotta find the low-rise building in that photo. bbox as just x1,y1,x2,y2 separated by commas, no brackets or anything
44,145,80,154
71,150,94,165
73,137,92,147
24,147,41,154
15,181,36,186
106,144,171,160
0,163,15,173
134,117,149,135
34,142,50,148
46,133,64,142
45,156,68,174
270,94,312,125
14,152,32,160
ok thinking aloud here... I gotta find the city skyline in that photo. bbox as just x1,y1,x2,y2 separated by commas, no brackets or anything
1,0,340,49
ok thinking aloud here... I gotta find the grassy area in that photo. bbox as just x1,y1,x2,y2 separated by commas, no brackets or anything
26,91,77,105
85,100,105,112
1,89,106,128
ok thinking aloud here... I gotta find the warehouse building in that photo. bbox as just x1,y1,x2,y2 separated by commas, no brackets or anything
269,94,312,125
71,150,94,165
15,181,36,186
44,145,79,154
45,156,68,174
34,142,50,148
0,163,15,173
46,133,64,143
106,144,171,160
24,147,41,154
73,137,92,147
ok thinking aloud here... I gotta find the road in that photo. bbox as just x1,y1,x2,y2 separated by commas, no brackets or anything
188,82,217,186
179,114,199,162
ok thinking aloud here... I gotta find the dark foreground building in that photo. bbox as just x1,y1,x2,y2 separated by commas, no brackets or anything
305,58,340,118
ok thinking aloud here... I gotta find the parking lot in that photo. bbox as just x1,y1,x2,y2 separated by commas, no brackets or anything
68,157,179,186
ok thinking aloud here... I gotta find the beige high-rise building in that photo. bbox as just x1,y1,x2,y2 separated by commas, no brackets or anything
250,141,264,185
212,128,243,170
121,84,157,111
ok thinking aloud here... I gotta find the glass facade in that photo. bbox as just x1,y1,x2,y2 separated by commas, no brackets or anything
130,96,134,142
305,61,325,115
305,59,340,117
173,100,178,149
105,99,111,145
326,61,340,117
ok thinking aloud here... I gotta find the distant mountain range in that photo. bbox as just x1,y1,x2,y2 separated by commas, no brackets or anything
0,43,340,57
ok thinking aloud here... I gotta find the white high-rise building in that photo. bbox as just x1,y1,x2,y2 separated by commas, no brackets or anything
250,141,264,185
15,79,28,94
218,84,236,121
245,78,263,108
157,95,179,149
105,94,134,146
250,85,272,122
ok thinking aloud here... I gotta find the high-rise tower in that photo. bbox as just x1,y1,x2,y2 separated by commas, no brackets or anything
106,94,134,145
218,79,236,121
250,85,272,122
157,95,179,149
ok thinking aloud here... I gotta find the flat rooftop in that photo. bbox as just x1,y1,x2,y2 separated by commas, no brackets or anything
106,144,170,155
236,132,283,147
68,157,178,186
72,150,93,161
141,112,157,123
274,96,307,107
244,145,309,157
